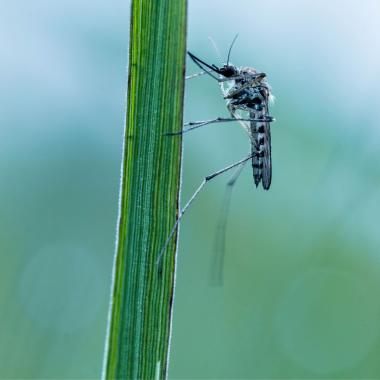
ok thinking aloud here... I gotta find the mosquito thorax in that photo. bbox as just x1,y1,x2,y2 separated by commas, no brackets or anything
239,67,266,82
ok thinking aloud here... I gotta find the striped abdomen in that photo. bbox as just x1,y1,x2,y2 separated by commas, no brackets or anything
250,107,272,190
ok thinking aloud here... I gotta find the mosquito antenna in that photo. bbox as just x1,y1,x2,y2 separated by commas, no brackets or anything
187,52,221,81
208,36,223,65
226,34,239,66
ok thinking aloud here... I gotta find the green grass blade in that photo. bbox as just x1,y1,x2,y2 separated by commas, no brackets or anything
102,0,187,379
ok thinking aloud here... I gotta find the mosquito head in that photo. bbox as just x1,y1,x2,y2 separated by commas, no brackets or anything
188,51,238,80
217,64,238,78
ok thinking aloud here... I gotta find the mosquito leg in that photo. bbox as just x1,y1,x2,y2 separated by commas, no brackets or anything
209,161,246,286
186,72,206,80
217,73,264,83
156,153,254,267
164,117,274,136
217,75,245,82
186,70,217,80
166,118,243,136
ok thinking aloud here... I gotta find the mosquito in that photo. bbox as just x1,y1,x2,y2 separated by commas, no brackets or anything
157,36,275,277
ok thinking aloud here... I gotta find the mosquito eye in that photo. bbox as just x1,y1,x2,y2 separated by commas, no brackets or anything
221,66,236,77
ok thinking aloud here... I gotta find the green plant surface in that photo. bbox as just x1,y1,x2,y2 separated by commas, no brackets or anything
102,0,187,379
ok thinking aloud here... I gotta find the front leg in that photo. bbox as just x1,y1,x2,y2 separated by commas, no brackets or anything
164,117,273,136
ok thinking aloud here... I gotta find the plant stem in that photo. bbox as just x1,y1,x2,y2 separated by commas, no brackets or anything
102,0,187,378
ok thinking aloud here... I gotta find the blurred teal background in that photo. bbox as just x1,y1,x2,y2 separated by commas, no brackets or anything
1,0,380,378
